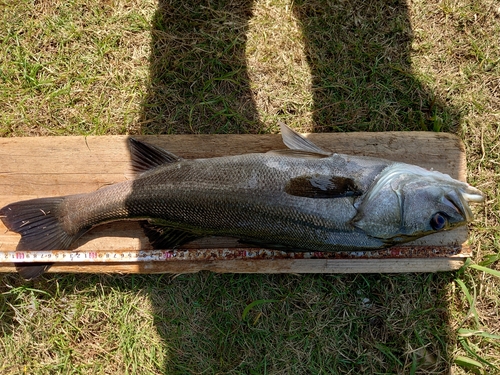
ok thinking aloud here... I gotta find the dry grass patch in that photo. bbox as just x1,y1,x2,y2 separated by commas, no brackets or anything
246,0,314,132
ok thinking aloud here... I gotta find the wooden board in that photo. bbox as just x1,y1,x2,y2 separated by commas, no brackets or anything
0,132,471,275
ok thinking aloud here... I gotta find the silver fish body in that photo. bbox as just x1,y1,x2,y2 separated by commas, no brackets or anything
0,125,485,279
64,152,389,249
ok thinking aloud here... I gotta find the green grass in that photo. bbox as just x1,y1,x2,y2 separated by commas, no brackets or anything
2,273,458,374
1,0,499,373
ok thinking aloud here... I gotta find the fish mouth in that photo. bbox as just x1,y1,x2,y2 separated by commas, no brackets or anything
442,186,485,221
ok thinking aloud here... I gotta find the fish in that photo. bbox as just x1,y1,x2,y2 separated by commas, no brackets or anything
0,124,485,280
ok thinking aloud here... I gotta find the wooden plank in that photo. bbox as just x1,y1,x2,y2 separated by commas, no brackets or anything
0,258,468,274
0,132,472,274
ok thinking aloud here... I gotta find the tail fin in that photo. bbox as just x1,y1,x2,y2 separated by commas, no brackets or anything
0,197,77,280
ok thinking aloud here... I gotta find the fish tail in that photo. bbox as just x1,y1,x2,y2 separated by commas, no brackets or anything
0,197,79,280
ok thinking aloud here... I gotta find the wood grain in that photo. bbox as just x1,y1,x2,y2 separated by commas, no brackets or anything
0,132,472,274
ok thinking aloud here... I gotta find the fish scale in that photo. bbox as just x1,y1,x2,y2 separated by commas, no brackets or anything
117,154,379,250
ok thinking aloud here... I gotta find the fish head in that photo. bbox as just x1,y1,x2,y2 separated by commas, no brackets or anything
352,164,485,243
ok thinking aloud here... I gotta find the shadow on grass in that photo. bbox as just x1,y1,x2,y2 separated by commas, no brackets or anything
150,272,458,373
134,0,462,373
140,0,460,135
292,0,459,132
139,0,260,134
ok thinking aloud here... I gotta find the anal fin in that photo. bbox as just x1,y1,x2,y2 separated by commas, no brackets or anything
237,238,298,251
141,221,200,249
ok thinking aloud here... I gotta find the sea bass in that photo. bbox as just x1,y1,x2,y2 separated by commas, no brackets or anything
0,125,485,280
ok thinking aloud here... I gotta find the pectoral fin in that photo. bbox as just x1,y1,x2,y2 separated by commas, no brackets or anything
285,175,362,198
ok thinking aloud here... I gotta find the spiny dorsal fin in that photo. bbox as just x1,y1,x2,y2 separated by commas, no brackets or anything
129,138,183,175
285,175,362,199
279,122,331,156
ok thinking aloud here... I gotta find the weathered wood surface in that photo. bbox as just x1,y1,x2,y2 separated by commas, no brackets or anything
0,132,471,274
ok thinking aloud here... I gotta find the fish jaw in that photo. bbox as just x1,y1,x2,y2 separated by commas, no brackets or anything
352,163,485,242
441,184,485,222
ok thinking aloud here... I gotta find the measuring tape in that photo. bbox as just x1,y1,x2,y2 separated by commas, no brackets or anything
0,246,463,263
0,249,182,263
0,248,312,263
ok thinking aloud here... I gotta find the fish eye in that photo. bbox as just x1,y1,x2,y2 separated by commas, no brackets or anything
430,213,448,230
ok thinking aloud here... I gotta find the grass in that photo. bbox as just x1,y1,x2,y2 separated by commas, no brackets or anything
2,273,458,374
1,0,499,373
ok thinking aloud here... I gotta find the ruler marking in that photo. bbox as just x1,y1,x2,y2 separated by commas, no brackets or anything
0,246,468,264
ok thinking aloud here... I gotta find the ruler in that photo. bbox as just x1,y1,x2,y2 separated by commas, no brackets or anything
0,249,310,263
0,249,259,263
0,245,465,263
0,249,172,263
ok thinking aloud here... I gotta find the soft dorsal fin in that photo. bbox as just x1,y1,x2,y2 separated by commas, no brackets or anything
279,122,331,156
129,138,183,175
285,175,362,199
